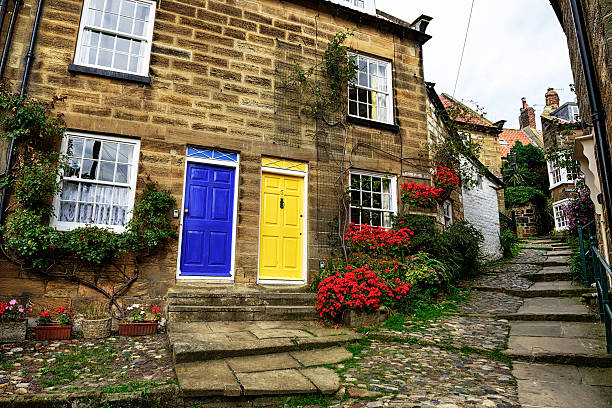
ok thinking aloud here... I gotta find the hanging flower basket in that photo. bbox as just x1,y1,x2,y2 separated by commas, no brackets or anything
0,320,27,343
118,322,157,336
433,166,460,202
35,324,72,340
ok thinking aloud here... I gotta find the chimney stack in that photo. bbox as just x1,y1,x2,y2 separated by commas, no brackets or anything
545,87,560,108
519,98,537,130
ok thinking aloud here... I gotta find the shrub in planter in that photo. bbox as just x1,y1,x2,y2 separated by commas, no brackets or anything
118,304,161,336
0,299,30,343
315,266,411,323
35,307,74,340
400,182,442,208
78,302,112,339
344,223,413,258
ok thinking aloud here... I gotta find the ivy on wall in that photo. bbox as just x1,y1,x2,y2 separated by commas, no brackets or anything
0,82,176,317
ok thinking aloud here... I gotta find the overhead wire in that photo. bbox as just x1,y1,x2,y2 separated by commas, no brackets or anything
452,0,476,97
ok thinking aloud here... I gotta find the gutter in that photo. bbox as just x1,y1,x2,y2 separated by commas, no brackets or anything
569,0,612,252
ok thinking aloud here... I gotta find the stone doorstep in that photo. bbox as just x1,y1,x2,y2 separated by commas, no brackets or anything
509,321,606,340
516,281,594,298
172,333,362,363
168,292,317,307
176,347,350,397
522,268,571,282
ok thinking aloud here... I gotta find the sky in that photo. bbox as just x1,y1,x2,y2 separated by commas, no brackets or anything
376,0,576,130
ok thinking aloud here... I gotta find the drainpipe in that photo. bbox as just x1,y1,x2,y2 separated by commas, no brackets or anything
0,0,42,225
0,1,9,48
569,0,612,255
0,0,22,78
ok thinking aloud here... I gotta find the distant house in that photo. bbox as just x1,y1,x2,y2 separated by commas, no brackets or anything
498,97,543,157
426,84,504,260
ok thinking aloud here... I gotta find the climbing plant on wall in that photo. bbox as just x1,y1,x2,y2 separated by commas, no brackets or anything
0,82,176,317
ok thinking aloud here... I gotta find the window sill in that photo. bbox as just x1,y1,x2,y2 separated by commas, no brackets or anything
346,115,399,133
68,64,151,85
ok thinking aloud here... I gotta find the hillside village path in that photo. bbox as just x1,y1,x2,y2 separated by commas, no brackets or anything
327,239,611,408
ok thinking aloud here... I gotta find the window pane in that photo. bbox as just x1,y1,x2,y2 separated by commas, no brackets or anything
372,177,382,192
78,203,94,223
81,160,98,179
350,191,360,205
382,213,391,228
358,103,367,118
103,13,118,30
350,207,361,224
350,174,360,189
80,183,96,202
131,41,141,55
363,192,372,207
91,0,105,10
84,139,100,159
97,185,113,203
100,33,114,50
372,193,381,209
67,137,84,158
113,187,129,205
116,37,130,53
59,202,77,222
121,0,136,17
101,142,117,161
99,162,115,182
112,206,128,225
68,159,81,177
361,176,371,190
114,53,128,70
61,181,79,200
136,4,149,20
118,16,133,34
88,9,103,26
98,50,112,67
133,20,145,36
371,211,381,226
382,193,391,210
94,204,111,224
106,0,120,13
129,56,139,72
115,164,129,183
349,101,357,116
117,144,134,163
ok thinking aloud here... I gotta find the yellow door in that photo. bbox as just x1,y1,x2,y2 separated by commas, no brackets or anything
259,172,304,281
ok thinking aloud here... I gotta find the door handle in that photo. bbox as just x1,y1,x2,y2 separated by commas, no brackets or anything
280,198,284,209
184,209,189,214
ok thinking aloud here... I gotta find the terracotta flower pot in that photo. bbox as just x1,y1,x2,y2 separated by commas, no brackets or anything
81,318,112,339
118,322,157,336
0,320,27,343
35,324,71,340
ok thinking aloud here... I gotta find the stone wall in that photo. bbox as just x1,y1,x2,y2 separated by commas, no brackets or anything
0,0,431,312
512,202,539,238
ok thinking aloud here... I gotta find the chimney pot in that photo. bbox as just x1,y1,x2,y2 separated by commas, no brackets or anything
545,88,560,108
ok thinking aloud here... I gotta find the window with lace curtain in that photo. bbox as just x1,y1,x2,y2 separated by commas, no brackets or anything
51,132,140,232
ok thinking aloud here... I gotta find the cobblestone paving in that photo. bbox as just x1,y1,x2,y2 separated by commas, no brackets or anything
458,291,523,315
510,248,548,264
334,341,519,408
474,263,538,290
0,334,175,395
376,315,509,351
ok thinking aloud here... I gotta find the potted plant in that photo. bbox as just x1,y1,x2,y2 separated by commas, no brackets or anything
433,166,460,201
79,302,111,339
35,307,74,340
400,182,442,208
0,299,30,343
118,304,161,336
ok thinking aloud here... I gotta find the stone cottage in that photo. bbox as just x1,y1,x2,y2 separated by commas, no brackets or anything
426,83,503,261
0,0,437,319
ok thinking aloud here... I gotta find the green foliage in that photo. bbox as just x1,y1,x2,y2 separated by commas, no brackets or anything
290,29,357,119
12,151,65,214
499,229,519,258
505,186,547,207
503,141,549,193
404,252,450,289
430,221,484,278
567,236,593,284
62,227,125,265
390,214,436,253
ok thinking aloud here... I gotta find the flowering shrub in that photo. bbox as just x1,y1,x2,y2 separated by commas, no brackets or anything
125,304,160,322
404,252,450,288
315,266,411,321
344,223,413,257
563,179,595,235
400,182,442,207
433,166,460,190
56,307,75,326
0,299,30,322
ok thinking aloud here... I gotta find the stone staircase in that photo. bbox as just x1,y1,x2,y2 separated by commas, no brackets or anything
502,238,612,407
167,283,318,322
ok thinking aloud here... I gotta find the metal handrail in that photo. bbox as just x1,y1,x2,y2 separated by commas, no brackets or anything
578,220,596,287
589,236,612,353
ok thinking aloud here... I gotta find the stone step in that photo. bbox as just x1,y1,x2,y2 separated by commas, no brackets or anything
516,281,593,298
168,321,362,364
506,336,612,367
497,297,597,322
168,305,318,322
523,266,571,282
176,346,352,397
168,291,317,307
539,255,570,267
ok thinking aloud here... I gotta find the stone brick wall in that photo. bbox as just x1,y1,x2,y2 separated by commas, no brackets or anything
0,0,432,311
512,202,539,238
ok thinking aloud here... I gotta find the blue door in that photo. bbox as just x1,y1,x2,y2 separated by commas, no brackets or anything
180,162,235,277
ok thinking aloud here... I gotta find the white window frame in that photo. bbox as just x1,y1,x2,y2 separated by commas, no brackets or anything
73,0,156,77
548,161,574,189
51,131,141,233
328,0,376,14
442,200,453,228
348,53,394,125
553,199,570,231
349,170,397,229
